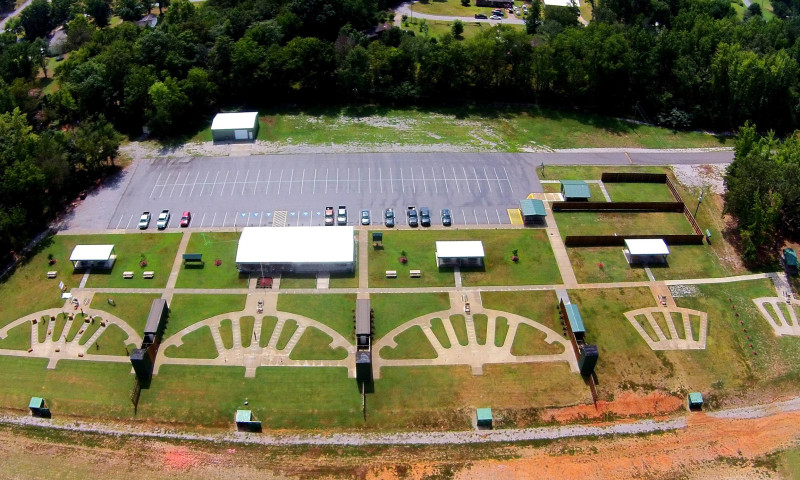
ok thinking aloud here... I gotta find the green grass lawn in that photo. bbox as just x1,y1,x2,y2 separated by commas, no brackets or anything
279,273,317,289
429,318,451,348
259,316,278,347
289,327,348,360
369,229,561,288
543,165,669,181
555,211,695,238
163,294,246,339
481,290,563,333
52,313,68,341
275,319,298,350
240,316,254,348
567,246,651,284
87,324,136,356
163,326,219,359
219,319,234,349
510,324,565,355
402,18,524,41
78,317,102,346
174,232,247,289
0,322,31,350
379,326,438,359
37,316,48,343
473,314,488,345
371,293,451,338
604,182,676,202
650,245,735,280
495,317,510,347
80,233,182,288
189,106,727,152
277,294,357,342
65,313,87,342
328,270,359,288
90,293,162,334
450,314,469,346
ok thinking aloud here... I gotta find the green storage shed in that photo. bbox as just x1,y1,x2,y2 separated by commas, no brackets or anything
519,199,547,225
560,180,591,201
476,407,493,428
211,112,259,142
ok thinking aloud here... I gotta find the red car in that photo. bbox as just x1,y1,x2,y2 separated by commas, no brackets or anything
180,211,192,227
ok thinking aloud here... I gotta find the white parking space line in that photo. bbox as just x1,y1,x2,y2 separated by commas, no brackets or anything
230,170,240,196
325,168,329,194
503,166,514,193
253,170,260,195
496,209,502,224
198,172,209,196
484,209,490,224
358,168,361,194
157,173,170,199
483,167,492,193
178,172,189,197
211,212,217,227
336,168,339,194
346,168,350,194
379,168,383,194
400,168,405,193
494,167,503,194
432,168,438,194
210,171,220,196
462,166,471,194
389,168,394,194
222,211,228,226
442,167,449,193
300,169,305,195
473,167,482,194
188,172,200,197
265,169,272,195
420,168,427,193
233,212,238,228
220,171,229,196
241,170,249,195
452,167,460,193
200,212,206,227
461,209,467,225
149,172,163,199
169,173,181,198
277,170,284,195
259,212,264,227
313,169,317,195
474,210,479,224
115,215,124,229
288,169,294,195
126,215,134,229
368,168,372,194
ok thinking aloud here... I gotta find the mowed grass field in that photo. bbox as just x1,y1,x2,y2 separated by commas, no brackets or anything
189,106,728,151
555,211,696,238
277,294,357,342
175,232,247,289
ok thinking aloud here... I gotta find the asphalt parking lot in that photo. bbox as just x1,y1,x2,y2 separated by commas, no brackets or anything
107,153,542,229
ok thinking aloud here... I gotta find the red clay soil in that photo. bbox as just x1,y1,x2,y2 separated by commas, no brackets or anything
542,391,685,423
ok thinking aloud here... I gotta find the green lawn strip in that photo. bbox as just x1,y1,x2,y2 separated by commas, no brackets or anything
279,274,317,289
450,315,469,346
473,314,488,345
371,293,451,339
763,303,781,326
38,316,49,343
90,293,162,334
494,317,510,347
240,316,254,348
259,316,278,347
604,182,676,203
544,165,669,181
460,229,562,286
0,357,137,420
80,233,182,288
163,326,219,359
542,183,561,193
78,317,103,345
88,324,135,356
411,0,483,16
510,324,564,355
555,211,695,239
0,235,85,328
671,312,687,339
52,313,68,341
567,247,650,284
140,365,360,429
401,19,518,41
379,326,438,359
587,183,606,201
481,290,563,334
778,443,800,479
0,322,31,350
277,294,356,342
688,314,702,342
650,245,733,281
219,319,234,349
635,314,660,342
370,364,590,429
163,294,246,340
429,318,451,348
65,313,87,342
174,232,247,289
777,303,793,325
368,230,456,288
288,327,348,360
328,270,358,288
651,311,672,340
275,320,298,351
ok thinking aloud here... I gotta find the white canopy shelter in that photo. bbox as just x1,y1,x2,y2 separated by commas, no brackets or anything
436,241,485,268
624,239,670,264
236,226,355,273
70,245,116,269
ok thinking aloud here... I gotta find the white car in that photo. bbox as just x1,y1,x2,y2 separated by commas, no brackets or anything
156,209,170,229
490,14,502,20
138,212,151,229
337,206,347,225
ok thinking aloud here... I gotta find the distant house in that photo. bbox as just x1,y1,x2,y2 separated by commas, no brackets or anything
560,180,591,201
136,14,158,28
211,112,259,143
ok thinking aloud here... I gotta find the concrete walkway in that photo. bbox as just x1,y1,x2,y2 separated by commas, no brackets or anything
623,306,708,350
542,200,578,287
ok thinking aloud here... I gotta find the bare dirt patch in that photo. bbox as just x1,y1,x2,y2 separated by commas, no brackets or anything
673,163,727,194
542,391,685,423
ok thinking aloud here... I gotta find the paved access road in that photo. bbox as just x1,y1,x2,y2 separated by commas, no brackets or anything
64,150,732,232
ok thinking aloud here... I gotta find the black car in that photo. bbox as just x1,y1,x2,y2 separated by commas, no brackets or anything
441,208,452,226
385,208,395,227
475,13,488,19
419,207,431,227
407,207,419,227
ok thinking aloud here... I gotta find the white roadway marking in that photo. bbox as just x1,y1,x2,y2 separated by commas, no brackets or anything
220,171,229,196
484,167,492,193
474,210,479,224
158,172,170,199
189,171,200,197
210,212,216,227
300,169,305,195
200,212,206,227
178,171,189,197
211,171,220,196
233,211,238,228
198,171,209,196
253,170,260,195
169,172,180,198
125,215,134,229
462,166,471,194
494,167,503,194
265,169,272,195
325,168,329,194
277,169,284,196
336,168,339,194
461,209,467,225
346,168,350,194
473,166,482,194
421,167,427,193
496,209,502,224
241,170,249,195
230,170,240,196
313,168,317,195
288,169,294,195
368,168,371,194
259,211,264,227
149,172,163,199
389,168,393,194
452,167,460,193
503,166,514,193
442,166,448,193
400,168,405,193
432,167,438,194
411,168,415,194
115,215,124,229
358,168,361,194
380,168,384,194
222,211,228,226
485,209,490,224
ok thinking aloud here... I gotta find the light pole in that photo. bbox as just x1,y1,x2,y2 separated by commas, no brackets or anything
694,188,704,218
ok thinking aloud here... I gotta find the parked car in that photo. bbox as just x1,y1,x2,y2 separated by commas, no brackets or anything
441,208,452,227
475,13,488,18
138,211,151,229
180,211,192,227
361,210,370,225
489,14,502,20
325,206,334,226
337,205,347,225
491,8,504,16
385,208,395,227
407,207,419,227
522,5,528,13
156,209,170,229
419,207,431,227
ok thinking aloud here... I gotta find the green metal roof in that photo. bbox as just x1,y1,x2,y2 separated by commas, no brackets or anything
688,392,704,404
560,180,591,199
519,199,546,216
235,410,253,422
564,304,586,334
784,248,798,267
29,397,44,409
476,408,493,421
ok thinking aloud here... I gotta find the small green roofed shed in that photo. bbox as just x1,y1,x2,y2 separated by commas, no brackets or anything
564,303,586,341
476,407,493,428
560,180,591,200
28,397,50,417
688,392,704,410
235,409,262,432
519,199,547,225
784,248,798,274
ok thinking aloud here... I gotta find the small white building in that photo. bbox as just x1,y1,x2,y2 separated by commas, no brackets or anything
210,112,259,142
623,239,670,264
435,241,485,268
235,226,355,274
69,245,116,270
543,0,580,6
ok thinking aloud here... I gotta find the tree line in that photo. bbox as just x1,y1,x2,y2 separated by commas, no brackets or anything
1,0,800,260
